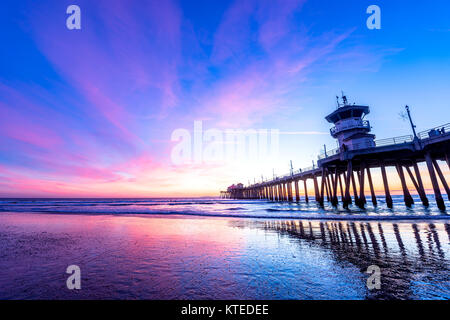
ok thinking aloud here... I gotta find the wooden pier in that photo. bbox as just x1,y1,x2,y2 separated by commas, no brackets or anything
221,99,450,210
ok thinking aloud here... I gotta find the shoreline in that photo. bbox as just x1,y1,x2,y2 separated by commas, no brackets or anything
1,210,450,223
0,211,448,299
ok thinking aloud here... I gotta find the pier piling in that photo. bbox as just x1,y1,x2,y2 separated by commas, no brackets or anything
295,180,300,202
367,167,377,206
343,161,352,208
396,163,414,207
432,158,450,201
425,152,445,210
304,179,309,203
380,163,393,208
412,162,429,206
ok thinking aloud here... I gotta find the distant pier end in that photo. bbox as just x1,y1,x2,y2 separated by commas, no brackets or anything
221,96,450,210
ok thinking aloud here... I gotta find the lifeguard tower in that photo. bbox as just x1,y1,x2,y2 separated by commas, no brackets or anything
325,94,375,151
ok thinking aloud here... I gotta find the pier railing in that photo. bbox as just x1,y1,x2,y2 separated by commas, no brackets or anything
330,120,370,136
301,165,315,172
317,134,415,160
243,124,449,185
271,165,318,182
317,147,341,160
417,123,450,140
254,124,439,184
375,134,413,147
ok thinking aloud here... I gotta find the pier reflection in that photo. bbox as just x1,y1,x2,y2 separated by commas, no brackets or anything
236,219,450,299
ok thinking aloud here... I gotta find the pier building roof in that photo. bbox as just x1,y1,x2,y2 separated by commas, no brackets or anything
325,104,370,123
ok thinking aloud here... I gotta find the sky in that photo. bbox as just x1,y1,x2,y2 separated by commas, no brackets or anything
0,0,449,197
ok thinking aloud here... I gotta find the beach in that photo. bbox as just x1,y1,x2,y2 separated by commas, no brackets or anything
0,199,449,299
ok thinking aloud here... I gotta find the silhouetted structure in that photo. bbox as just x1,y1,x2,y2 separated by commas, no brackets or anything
221,96,450,210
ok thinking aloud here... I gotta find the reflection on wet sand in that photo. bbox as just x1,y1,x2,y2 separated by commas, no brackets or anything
235,219,450,299
0,211,448,299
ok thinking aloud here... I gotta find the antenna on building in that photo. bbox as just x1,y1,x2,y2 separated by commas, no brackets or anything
312,160,315,169
336,96,340,108
341,91,348,105
290,160,294,176
273,169,275,179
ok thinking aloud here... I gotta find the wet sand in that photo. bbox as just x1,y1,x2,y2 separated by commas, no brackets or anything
0,212,449,299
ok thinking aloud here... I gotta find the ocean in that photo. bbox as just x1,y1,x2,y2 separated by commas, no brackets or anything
0,196,449,299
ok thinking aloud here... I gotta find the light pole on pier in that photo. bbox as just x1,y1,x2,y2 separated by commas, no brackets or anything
405,105,418,139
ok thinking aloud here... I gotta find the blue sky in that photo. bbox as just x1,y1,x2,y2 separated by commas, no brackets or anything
0,0,449,196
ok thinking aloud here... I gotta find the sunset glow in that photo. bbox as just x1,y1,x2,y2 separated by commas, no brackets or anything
1,0,450,197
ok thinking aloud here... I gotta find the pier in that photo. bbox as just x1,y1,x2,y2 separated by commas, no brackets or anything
221,97,450,210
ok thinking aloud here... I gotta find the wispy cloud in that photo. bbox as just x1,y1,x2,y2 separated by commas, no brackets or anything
0,0,407,196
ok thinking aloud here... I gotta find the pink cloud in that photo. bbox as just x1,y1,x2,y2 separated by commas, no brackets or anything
256,0,306,50
28,0,182,141
0,86,64,149
212,0,305,62
197,30,355,127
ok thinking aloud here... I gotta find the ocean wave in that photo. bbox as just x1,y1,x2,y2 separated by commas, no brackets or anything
0,197,449,221
1,209,449,221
